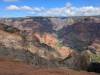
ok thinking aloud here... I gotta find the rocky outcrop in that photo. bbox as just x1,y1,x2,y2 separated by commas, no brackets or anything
0,24,73,60
58,18,100,52
0,16,100,72
33,32,73,60
0,22,74,63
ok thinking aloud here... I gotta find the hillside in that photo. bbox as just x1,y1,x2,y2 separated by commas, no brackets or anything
0,59,99,75
0,16,100,73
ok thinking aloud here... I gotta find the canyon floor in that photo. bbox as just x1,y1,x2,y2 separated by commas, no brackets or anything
0,59,99,75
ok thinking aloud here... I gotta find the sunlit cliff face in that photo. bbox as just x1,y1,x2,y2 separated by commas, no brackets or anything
0,16,100,70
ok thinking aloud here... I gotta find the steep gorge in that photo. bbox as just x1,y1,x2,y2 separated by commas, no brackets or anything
0,16,100,72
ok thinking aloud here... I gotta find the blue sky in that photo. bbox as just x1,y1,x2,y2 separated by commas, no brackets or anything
0,0,100,17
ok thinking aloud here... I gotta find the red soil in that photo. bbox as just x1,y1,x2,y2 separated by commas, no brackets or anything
0,59,99,75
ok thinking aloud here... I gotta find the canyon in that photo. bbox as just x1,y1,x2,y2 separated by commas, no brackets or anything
0,16,100,74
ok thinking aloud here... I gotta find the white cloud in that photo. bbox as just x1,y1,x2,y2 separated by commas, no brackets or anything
78,6,100,16
20,6,33,11
5,3,100,16
30,3,100,16
6,5,33,11
3,0,19,2
6,5,20,10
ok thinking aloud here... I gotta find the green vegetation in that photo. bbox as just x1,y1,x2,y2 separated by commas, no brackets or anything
90,54,100,63
5,27,15,33
56,40,63,49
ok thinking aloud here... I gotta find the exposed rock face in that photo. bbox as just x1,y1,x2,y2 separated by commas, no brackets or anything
58,19,100,52
0,25,73,61
0,16,100,71
33,32,73,60
0,22,75,69
0,30,22,50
